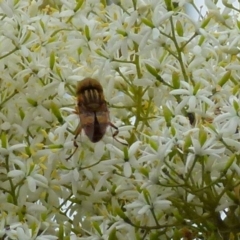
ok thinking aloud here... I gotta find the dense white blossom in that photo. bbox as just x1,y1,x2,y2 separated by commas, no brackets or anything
0,0,240,239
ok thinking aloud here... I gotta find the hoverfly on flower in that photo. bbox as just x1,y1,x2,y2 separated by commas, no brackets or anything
66,78,127,160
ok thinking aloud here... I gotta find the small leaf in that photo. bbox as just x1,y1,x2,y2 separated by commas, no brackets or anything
108,228,117,240
218,70,231,87
51,102,64,124
78,47,82,55
27,98,37,107
84,25,90,40
49,51,55,70
223,154,235,172
198,35,205,46
145,64,159,77
142,189,151,205
183,134,192,152
92,222,102,235
19,107,25,120
176,20,183,36
1,132,7,148
100,0,106,7
123,147,129,161
25,146,32,156
233,99,239,112
74,0,84,12
115,207,127,220
58,223,64,239
162,105,172,127
199,127,207,146
170,126,176,136
201,16,211,28
116,29,127,37
164,0,173,11
139,167,149,177
95,49,108,58
193,82,201,95
237,20,240,30
141,18,154,28
172,71,180,89
39,19,45,31
22,30,31,44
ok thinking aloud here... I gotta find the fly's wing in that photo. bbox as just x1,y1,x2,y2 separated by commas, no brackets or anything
79,111,109,142
92,111,109,142
77,78,110,142
79,111,95,141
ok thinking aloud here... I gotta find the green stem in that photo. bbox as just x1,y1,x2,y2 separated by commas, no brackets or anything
0,46,19,59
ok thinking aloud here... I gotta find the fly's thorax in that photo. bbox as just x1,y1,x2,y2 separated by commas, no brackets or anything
76,78,103,95
77,78,105,102
77,79,107,112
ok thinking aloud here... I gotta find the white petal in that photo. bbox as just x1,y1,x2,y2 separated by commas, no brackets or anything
33,174,48,186
27,176,37,192
1,122,11,130
59,10,74,17
123,162,132,177
153,200,171,209
128,141,141,158
73,168,79,181
58,82,65,97
9,144,27,151
8,170,24,178
138,205,151,214
16,227,30,240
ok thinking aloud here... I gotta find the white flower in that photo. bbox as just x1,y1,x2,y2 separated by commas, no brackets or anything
170,81,214,112
0,0,240,239
214,96,240,134
188,136,225,158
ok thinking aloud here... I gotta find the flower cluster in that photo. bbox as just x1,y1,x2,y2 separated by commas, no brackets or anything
0,0,240,239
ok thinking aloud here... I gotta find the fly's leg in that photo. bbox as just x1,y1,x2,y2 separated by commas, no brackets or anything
66,123,82,160
109,122,128,146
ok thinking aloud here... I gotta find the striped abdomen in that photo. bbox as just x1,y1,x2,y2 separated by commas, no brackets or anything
76,78,109,142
